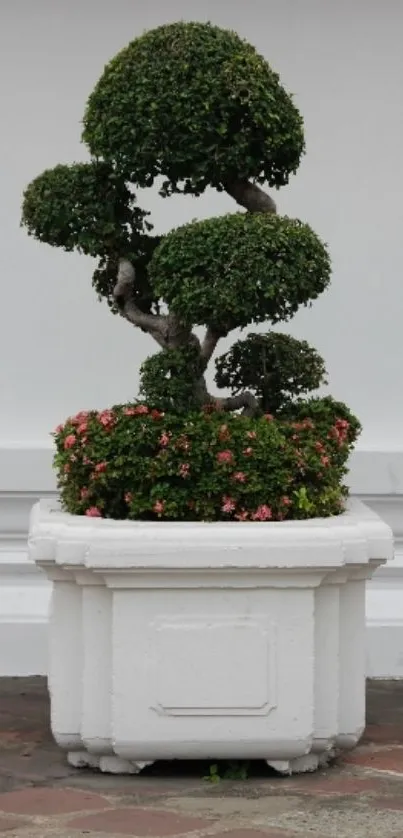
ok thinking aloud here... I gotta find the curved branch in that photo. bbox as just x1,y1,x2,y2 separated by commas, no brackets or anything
213,391,260,418
201,326,224,366
114,259,204,356
224,178,277,214
113,258,169,348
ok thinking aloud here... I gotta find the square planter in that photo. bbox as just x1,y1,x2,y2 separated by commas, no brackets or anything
28,498,393,775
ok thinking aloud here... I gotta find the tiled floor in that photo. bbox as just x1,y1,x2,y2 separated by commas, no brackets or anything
1,679,403,837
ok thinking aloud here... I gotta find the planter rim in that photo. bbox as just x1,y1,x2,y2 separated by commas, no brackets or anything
28,498,394,572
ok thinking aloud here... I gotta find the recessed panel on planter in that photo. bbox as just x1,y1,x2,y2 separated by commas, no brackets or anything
151,616,276,716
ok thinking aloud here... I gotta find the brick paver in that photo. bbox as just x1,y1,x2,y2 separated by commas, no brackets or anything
280,775,384,795
0,787,110,815
0,679,403,837
0,816,29,832
210,832,297,838
68,807,214,835
343,745,403,773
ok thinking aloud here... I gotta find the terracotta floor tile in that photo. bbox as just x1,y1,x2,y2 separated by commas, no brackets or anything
0,787,110,816
344,747,403,773
68,807,214,835
0,816,29,832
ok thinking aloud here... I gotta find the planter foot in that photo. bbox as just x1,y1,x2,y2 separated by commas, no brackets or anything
99,756,153,774
267,754,319,775
67,751,100,769
68,750,153,774
318,748,336,767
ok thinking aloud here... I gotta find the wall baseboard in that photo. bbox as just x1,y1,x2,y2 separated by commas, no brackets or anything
1,446,403,677
0,491,53,676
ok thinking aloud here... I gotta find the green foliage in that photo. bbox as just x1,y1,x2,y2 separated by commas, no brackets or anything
139,346,205,413
204,761,250,783
149,212,331,331
215,332,328,413
21,162,149,258
280,395,362,447
82,21,304,195
52,398,360,523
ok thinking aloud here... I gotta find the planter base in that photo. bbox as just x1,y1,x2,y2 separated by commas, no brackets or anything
66,750,333,776
268,755,320,775
28,498,393,775
67,751,152,774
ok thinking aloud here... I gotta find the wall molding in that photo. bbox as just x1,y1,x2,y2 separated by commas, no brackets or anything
1,445,403,677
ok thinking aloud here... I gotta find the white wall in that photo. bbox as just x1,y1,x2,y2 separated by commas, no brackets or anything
1,0,403,447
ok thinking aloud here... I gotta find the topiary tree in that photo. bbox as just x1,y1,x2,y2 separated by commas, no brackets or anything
215,332,328,416
21,21,360,522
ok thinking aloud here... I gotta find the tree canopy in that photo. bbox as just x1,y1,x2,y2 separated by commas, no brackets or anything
21,21,333,417
82,21,304,196
149,212,330,332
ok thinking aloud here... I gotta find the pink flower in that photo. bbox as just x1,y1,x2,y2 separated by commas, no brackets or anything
329,419,349,446
159,432,171,447
293,419,314,431
264,413,274,422
54,423,64,434
247,431,257,440
80,488,89,500
252,504,273,521
83,456,92,466
124,404,149,416
73,411,90,424
235,510,249,521
77,422,88,435
243,447,253,457
321,455,330,467
179,463,190,478
151,409,164,420
95,462,107,474
233,471,247,483
85,506,102,518
98,409,115,429
64,434,76,449
125,492,133,504
315,441,325,452
281,496,291,506
216,450,233,464
222,496,236,514
153,500,165,515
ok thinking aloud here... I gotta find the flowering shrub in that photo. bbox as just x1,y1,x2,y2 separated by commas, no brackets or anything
53,397,360,522
22,22,361,522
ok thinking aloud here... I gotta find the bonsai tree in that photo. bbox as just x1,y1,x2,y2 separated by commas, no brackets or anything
21,21,360,522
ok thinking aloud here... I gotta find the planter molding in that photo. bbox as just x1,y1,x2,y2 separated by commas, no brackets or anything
28,498,392,774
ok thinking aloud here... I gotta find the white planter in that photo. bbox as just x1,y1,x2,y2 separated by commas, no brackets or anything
28,498,393,775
